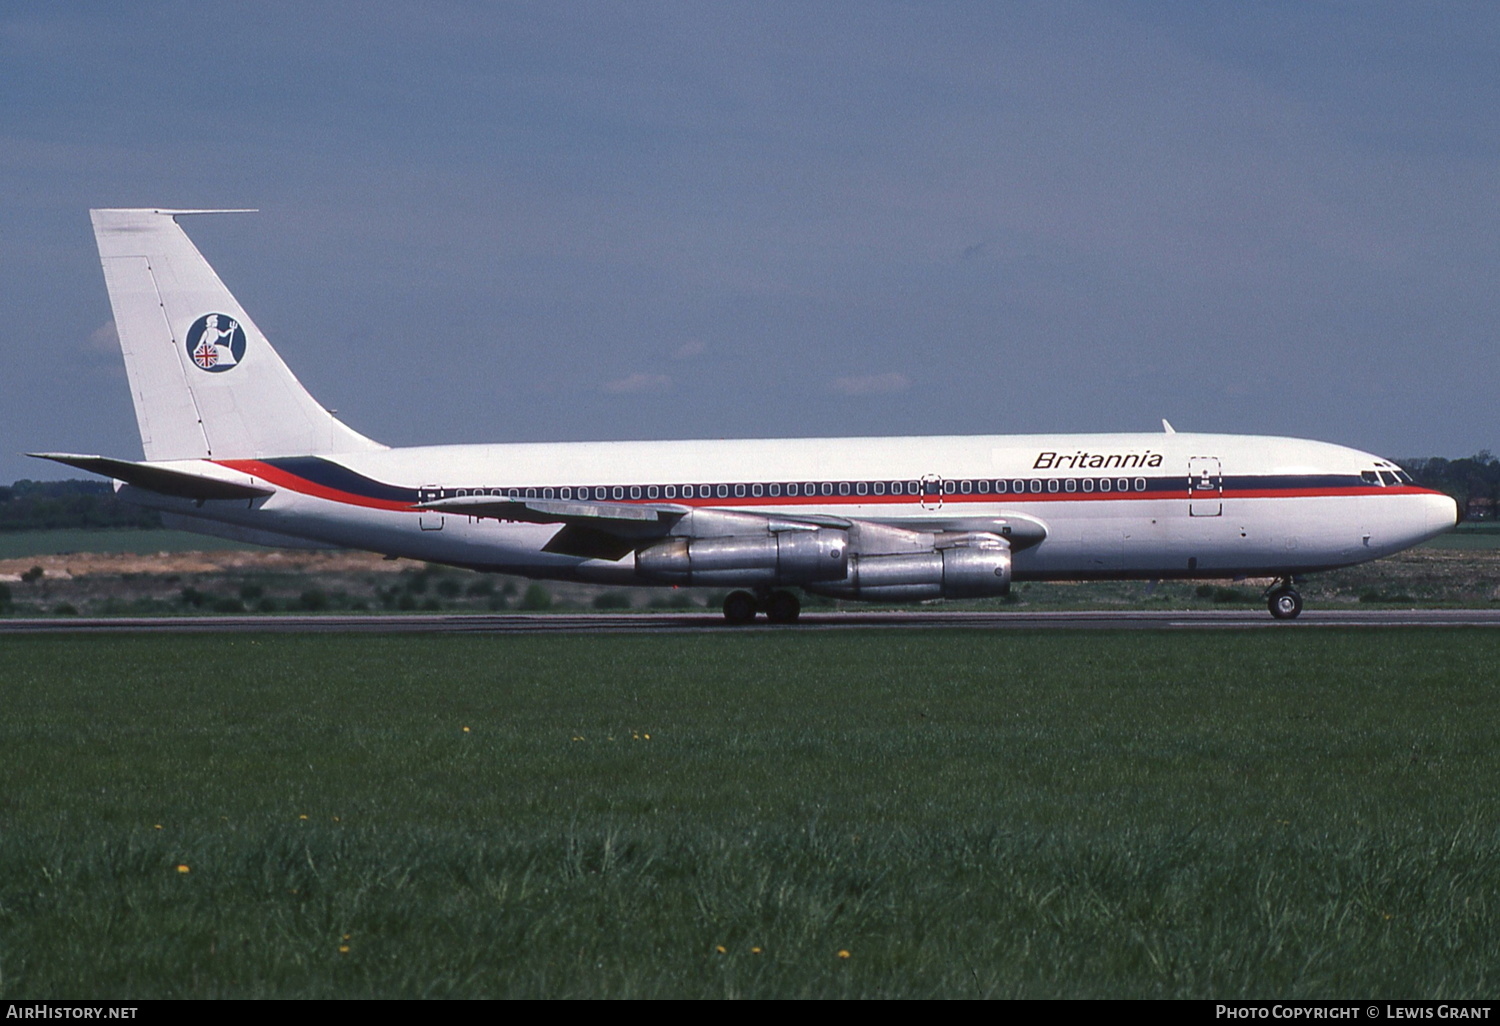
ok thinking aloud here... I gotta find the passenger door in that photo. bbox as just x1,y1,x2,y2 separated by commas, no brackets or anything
418,484,445,531
1187,457,1222,517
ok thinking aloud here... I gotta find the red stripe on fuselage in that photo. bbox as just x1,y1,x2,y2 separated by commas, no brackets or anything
214,459,416,512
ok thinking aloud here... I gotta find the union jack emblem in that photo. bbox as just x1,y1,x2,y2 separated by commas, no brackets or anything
192,340,219,368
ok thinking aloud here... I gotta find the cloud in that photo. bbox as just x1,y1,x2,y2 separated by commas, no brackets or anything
830,372,910,396
86,321,118,354
602,372,672,394
673,339,706,359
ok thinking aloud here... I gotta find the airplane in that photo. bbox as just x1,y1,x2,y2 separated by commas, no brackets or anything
32,208,1458,623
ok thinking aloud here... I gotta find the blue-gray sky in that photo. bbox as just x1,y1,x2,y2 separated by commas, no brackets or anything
3,2,1497,484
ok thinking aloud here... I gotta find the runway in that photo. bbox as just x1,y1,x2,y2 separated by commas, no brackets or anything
3,608,1500,634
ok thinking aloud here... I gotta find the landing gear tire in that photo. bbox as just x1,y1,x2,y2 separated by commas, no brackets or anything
766,590,801,624
723,590,759,625
1268,587,1303,620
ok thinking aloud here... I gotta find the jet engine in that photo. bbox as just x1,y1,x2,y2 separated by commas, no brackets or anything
635,528,849,586
804,534,1012,601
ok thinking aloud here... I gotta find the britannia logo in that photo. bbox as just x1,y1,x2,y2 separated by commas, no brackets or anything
185,313,246,372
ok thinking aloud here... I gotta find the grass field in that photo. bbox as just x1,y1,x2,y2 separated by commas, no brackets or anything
1425,525,1500,549
2,629,1498,998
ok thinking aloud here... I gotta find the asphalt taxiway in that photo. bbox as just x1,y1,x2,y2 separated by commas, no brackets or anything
3,609,1499,635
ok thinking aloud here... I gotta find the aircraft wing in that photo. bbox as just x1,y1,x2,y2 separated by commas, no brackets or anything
416,495,858,560
416,494,1047,561
28,453,276,501
415,494,693,560
416,494,684,524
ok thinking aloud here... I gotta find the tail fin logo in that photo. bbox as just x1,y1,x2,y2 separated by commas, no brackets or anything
186,314,246,372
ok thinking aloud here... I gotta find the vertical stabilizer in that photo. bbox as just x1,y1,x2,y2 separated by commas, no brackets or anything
90,208,385,460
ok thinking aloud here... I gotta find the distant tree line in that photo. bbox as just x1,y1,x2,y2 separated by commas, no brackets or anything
3,455,1497,532
1403,452,1499,521
0,479,162,532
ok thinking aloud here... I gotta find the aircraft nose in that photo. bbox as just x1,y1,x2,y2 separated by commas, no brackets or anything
1428,492,1459,535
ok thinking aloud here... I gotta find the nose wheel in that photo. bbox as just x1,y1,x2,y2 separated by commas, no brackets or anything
1266,581,1303,620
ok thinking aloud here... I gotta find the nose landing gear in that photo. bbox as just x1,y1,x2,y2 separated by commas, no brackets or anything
1265,578,1304,620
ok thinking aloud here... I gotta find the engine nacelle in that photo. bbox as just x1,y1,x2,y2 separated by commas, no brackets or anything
636,528,849,586
804,543,1011,601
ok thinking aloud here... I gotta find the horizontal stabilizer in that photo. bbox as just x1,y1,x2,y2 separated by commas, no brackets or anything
28,453,275,501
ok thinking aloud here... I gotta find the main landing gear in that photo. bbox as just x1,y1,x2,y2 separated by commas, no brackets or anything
1265,577,1304,620
722,588,802,625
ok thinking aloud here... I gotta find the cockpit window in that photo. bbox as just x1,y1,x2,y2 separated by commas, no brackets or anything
1395,470,1414,484
1361,470,1380,485
1378,471,1398,486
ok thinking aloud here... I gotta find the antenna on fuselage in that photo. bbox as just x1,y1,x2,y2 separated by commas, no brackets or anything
1161,419,1176,434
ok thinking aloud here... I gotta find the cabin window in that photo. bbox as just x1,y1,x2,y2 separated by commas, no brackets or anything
609,486,621,500
717,484,729,498
734,483,745,497
646,485,658,499
977,480,990,494
560,487,572,499
1134,478,1146,492
1081,479,1094,493
1047,479,1060,493
630,486,641,499
1029,480,1042,493
873,481,885,496
768,483,780,497
1116,479,1129,492
994,480,1006,494
751,483,763,497
543,487,555,499
1099,479,1111,492
1064,479,1077,492
942,480,956,495
786,483,798,496
855,481,868,496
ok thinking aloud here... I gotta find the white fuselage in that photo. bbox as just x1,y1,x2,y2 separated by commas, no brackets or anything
126,430,1458,585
